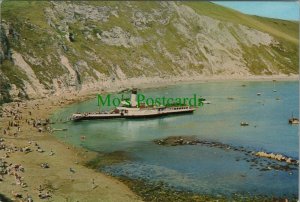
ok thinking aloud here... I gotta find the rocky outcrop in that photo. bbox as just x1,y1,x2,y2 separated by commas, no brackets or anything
255,151,298,164
100,27,144,48
11,51,46,98
154,136,199,146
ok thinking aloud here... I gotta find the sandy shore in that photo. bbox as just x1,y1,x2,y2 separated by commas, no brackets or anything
0,75,298,201
0,95,142,201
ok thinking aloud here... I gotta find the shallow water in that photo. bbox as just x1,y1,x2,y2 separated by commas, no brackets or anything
52,81,299,197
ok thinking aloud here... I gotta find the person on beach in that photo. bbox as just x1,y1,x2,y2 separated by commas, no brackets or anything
91,178,97,189
49,150,54,156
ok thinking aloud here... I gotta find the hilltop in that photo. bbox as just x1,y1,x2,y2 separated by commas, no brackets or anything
0,1,298,104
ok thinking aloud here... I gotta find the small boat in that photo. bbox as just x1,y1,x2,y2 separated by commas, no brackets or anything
288,113,299,124
289,118,299,124
240,122,249,126
198,98,211,104
257,93,261,96
202,100,211,104
227,97,234,100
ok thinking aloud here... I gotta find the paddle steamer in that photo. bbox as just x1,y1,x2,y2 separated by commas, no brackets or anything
71,89,195,121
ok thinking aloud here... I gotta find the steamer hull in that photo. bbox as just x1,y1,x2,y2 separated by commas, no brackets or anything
126,108,195,119
72,107,195,121
72,113,123,121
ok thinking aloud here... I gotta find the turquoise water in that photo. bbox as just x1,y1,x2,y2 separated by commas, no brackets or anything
52,81,299,197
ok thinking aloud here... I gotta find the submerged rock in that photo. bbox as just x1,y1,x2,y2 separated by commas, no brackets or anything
154,136,299,171
154,136,199,146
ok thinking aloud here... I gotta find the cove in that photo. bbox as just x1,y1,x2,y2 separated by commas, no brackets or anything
51,81,299,198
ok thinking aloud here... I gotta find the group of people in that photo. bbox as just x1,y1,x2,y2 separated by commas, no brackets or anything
2,103,24,137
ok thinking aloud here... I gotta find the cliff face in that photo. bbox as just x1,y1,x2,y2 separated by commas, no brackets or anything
0,1,298,103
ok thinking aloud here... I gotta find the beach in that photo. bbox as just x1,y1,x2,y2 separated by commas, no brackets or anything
0,94,142,201
0,75,298,201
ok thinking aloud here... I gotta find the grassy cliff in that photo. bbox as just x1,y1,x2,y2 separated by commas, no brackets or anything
0,1,298,103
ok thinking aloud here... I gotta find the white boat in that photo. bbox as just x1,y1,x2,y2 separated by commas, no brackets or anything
202,100,211,104
289,113,299,124
240,122,249,126
289,118,299,124
72,106,195,120
71,90,196,121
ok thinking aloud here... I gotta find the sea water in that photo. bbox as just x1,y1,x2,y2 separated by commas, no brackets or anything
52,81,299,197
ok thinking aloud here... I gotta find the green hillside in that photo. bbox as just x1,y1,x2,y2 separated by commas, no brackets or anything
0,1,298,104
185,2,298,44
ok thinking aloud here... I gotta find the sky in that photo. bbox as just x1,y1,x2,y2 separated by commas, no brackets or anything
213,1,299,21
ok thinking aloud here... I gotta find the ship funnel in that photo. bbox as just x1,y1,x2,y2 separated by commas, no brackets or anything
131,88,137,107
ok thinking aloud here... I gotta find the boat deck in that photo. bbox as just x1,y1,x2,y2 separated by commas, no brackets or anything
72,107,195,121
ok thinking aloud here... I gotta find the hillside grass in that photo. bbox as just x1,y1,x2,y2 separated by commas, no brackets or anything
1,0,298,81
184,2,298,45
1,1,50,29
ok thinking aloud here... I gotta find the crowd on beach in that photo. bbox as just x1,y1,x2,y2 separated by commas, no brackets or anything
0,102,54,201
2,103,52,136
0,99,102,202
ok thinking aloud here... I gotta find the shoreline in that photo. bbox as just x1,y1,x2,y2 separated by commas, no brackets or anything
21,74,298,103
0,94,142,201
0,76,298,201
